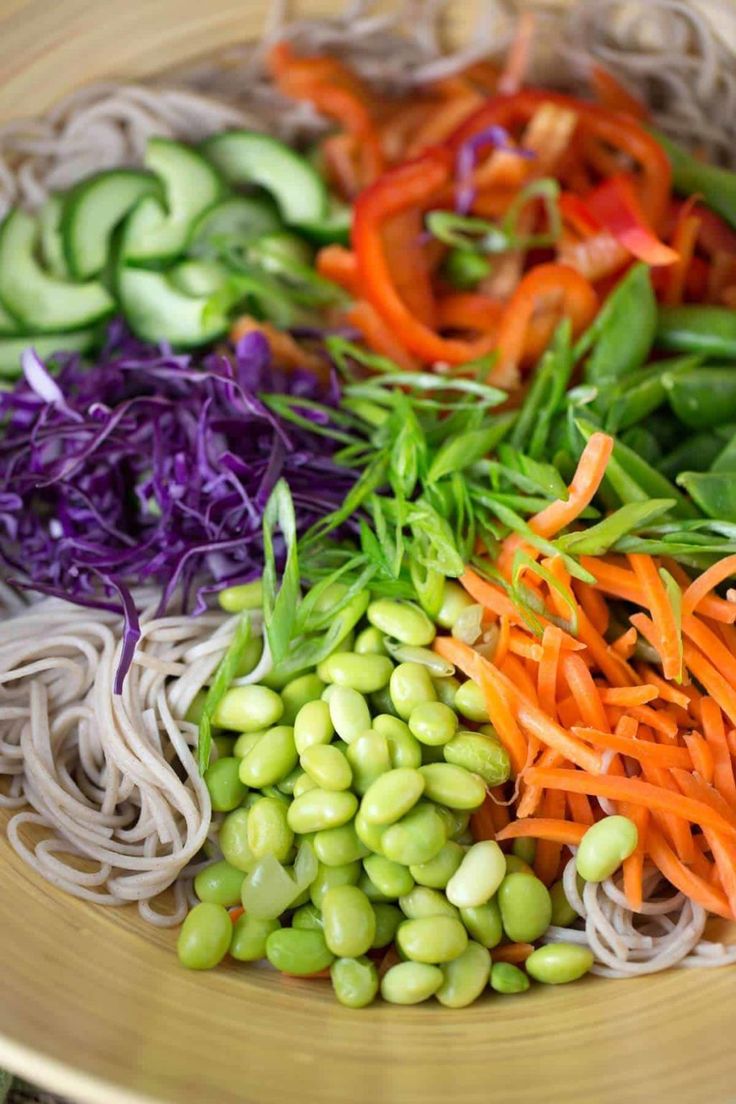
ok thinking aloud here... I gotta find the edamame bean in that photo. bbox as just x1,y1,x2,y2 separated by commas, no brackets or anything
218,580,263,612
431,675,461,708
329,686,371,743
277,766,302,795
418,764,486,810
576,815,638,882
373,715,422,769
265,928,334,975
399,886,459,921
235,637,264,679
230,914,280,961
371,903,403,948
363,854,414,899
369,686,398,717
194,860,245,907
436,941,491,1008
420,743,445,765
185,692,207,725
177,902,232,970
233,730,266,758
318,652,394,694
454,680,489,723
300,743,352,792
219,808,256,872
381,962,443,1005
358,872,390,903
288,788,358,834
390,662,437,719
490,962,530,994
410,841,464,889
504,855,534,876
280,673,326,725
443,730,510,786
238,725,297,788
446,841,506,909
550,880,579,927
331,956,379,1008
436,580,475,629
212,735,235,760
246,797,294,862
525,943,594,984
397,915,468,964
512,838,537,866
381,803,447,866
408,702,458,747
204,756,248,812
460,899,503,949
292,772,318,799
294,699,334,755
314,822,368,867
360,768,425,826
498,873,552,942
354,626,387,655
367,599,436,647
322,885,376,957
310,861,361,909
292,904,323,931
213,685,283,732
434,806,471,841
346,730,391,795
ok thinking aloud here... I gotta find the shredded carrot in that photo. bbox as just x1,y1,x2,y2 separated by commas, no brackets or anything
530,433,614,539
664,208,701,306
571,726,692,769
230,317,329,380
682,554,736,619
470,794,499,842
537,625,563,722
229,906,245,924
648,828,733,919
628,554,682,682
495,818,588,846
622,804,649,911
562,651,609,731
702,699,736,806
684,733,715,785
599,685,658,707
492,942,535,964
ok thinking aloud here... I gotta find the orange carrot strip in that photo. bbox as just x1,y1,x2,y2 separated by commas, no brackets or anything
470,794,497,842
496,818,588,845
500,652,539,704
611,626,638,660
533,788,567,885
507,629,544,663
460,568,519,622
571,726,692,769
494,615,512,667
346,300,420,372
683,639,736,728
599,685,658,706
229,906,245,924
702,698,736,805
562,651,609,731
683,613,736,694
640,760,696,864
523,767,736,838
530,433,614,539
666,559,736,625
473,659,529,776
492,943,535,964
636,665,691,710
230,317,329,379
684,733,715,785
575,582,610,635
629,554,682,681
621,803,649,911
628,704,679,742
648,828,733,920
537,625,563,722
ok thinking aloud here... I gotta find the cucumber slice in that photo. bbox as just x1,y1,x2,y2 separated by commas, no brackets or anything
0,209,114,332
123,138,225,265
0,329,96,378
169,259,233,297
118,263,232,347
62,169,160,279
299,200,351,246
188,195,281,258
39,195,70,278
202,131,328,225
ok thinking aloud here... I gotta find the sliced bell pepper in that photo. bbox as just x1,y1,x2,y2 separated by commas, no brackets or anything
584,175,679,267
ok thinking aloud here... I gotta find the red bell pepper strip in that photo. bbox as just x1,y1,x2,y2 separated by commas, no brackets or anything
584,175,679,267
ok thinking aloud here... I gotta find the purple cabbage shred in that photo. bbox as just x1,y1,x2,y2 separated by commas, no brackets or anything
455,125,536,215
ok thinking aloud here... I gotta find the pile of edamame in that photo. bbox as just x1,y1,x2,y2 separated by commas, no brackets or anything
177,581,601,1007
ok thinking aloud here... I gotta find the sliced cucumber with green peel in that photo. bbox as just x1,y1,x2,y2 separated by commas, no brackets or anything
0,329,96,378
0,209,114,332
202,131,328,226
169,259,233,297
62,169,160,279
188,195,281,258
123,138,225,265
39,195,70,278
118,262,233,347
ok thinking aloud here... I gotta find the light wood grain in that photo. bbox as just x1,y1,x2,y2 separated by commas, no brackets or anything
0,2,735,1103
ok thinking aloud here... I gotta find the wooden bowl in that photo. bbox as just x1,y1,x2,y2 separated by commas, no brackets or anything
0,3,735,1102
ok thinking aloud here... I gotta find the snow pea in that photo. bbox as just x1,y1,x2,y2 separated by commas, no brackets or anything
711,431,736,473
677,471,736,523
620,427,661,467
664,366,736,429
657,306,736,359
654,128,736,230
579,264,657,390
660,432,732,480
510,319,573,458
605,355,700,433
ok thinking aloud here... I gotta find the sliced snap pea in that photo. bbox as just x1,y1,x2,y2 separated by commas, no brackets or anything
360,767,426,826
436,941,491,1008
367,598,436,646
246,796,294,862
363,854,415,899
443,730,510,785
380,802,447,866
397,915,468,964
238,725,297,788
498,873,553,942
213,684,283,733
330,955,379,1008
280,673,326,726
657,304,736,359
410,841,464,889
317,651,394,693
446,841,506,909
525,943,594,984
230,914,280,961
490,961,530,994
399,886,459,921
661,432,731,479
408,701,458,747
380,961,443,1005
373,714,422,769
677,469,736,522
288,788,358,834
576,815,638,882
265,928,334,975
219,807,257,872
663,366,736,429
389,662,437,719
300,743,353,792
454,680,489,723
460,898,503,949
329,686,372,743
178,903,232,970
313,822,369,867
309,860,361,909
580,263,656,388
418,763,486,810
204,756,248,812
194,860,246,907
371,903,403,948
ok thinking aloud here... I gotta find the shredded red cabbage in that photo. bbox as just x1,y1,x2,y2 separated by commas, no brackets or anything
0,323,355,691
455,125,536,215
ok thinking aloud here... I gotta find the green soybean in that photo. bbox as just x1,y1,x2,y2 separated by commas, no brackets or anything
318,652,394,693
292,772,318,799
358,872,390,903
288,788,358,834
525,943,594,984
381,803,447,866
504,855,534,876
443,730,510,786
371,903,403,948
346,730,391,795
454,680,489,723
436,581,475,629
212,735,235,760
280,673,326,725
418,763,486,810
431,675,462,710
512,838,537,866
446,840,506,909
434,805,471,841
408,701,458,747
460,899,503,949
498,873,553,942
277,766,303,795
233,730,266,759
380,961,443,1005
330,956,379,1008
238,725,297,787
218,580,263,612
367,598,436,647
314,822,368,867
490,961,530,994
294,699,334,755
369,686,398,717
354,626,388,655
219,808,256,872
309,861,361,909
390,662,437,720
246,797,294,862
373,714,422,769
354,810,387,856
292,904,324,931
363,854,414,899
177,902,232,970
213,685,283,732
322,885,376,957
300,743,352,792
576,815,638,882
265,928,334,975
329,686,372,743
360,768,425,826
194,860,245,907
550,880,579,927
204,756,248,812
397,915,468,964
399,886,459,921
235,637,264,679
410,841,464,889
437,941,491,1008
230,914,280,961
